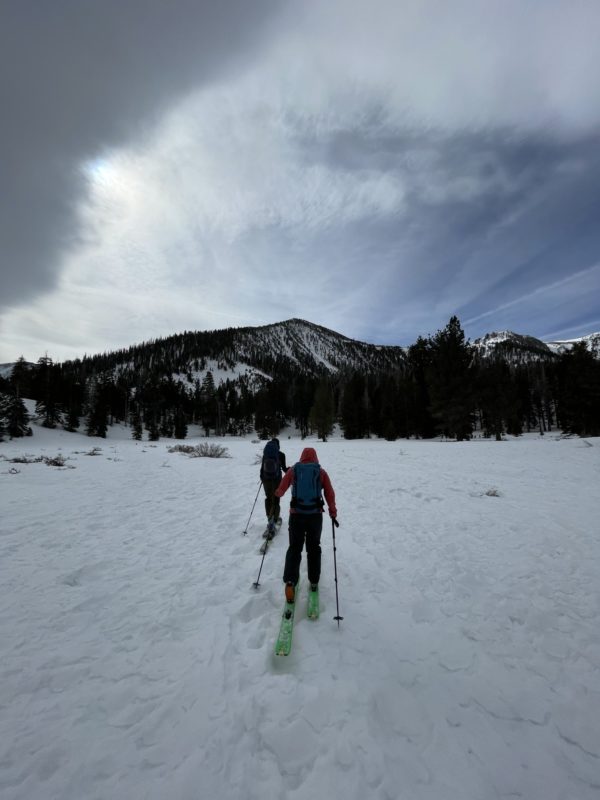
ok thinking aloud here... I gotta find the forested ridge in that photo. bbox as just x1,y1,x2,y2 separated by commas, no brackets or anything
2,317,599,442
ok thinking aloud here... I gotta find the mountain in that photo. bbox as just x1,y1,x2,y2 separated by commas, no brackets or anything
3,318,599,442
545,332,600,358
67,318,408,385
472,330,600,364
471,331,557,364
227,318,406,374
2,323,599,387
70,319,600,385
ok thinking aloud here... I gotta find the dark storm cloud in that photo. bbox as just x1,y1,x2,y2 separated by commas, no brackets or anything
0,0,281,308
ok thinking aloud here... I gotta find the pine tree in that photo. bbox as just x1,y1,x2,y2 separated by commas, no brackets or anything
254,387,281,439
0,394,7,441
477,361,518,440
200,371,216,436
371,373,403,440
147,418,160,441
85,376,109,438
159,412,174,438
406,338,436,438
292,378,317,439
555,342,600,436
427,317,476,440
309,380,335,441
64,405,81,432
10,357,34,398
174,408,188,439
2,392,32,438
340,373,369,439
131,406,143,440
34,356,62,428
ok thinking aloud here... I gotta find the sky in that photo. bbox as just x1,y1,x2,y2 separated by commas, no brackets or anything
2,0,600,364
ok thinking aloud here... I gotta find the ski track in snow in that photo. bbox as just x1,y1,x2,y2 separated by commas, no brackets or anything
1,430,600,799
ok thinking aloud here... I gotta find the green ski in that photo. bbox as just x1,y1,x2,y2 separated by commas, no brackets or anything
308,586,319,619
275,579,300,656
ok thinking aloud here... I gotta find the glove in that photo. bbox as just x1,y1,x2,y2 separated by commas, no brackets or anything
330,515,339,527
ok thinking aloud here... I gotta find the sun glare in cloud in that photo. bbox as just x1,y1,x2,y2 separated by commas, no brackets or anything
83,156,116,186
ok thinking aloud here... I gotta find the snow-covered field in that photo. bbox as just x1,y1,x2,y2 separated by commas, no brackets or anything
1,424,599,800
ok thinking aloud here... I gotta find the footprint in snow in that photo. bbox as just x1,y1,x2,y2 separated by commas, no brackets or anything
235,595,268,624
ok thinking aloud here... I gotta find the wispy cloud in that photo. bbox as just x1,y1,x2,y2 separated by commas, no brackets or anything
463,263,600,326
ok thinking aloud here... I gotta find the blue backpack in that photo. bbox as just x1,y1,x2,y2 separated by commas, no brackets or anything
261,440,281,480
291,462,323,514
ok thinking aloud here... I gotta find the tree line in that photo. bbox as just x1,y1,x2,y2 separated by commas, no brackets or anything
1,317,599,442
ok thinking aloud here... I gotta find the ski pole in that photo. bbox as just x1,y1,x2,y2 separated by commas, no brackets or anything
253,536,271,589
243,480,262,535
331,518,343,626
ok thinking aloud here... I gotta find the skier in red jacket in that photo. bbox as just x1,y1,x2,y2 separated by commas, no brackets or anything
275,447,337,603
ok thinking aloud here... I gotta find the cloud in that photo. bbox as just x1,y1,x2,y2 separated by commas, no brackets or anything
279,0,600,132
2,0,600,360
0,0,283,308
463,263,600,326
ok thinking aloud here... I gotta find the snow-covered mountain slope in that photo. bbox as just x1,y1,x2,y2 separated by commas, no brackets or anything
3,322,599,384
231,318,406,374
546,332,600,357
1,424,599,799
0,363,19,378
471,329,600,363
66,318,407,387
472,330,556,363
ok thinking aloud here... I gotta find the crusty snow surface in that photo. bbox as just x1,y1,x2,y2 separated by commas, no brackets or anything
1,424,599,800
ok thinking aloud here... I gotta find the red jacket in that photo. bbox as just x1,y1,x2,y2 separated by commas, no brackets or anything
275,447,337,517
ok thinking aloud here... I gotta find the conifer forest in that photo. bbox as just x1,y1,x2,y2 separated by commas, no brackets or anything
1,317,599,442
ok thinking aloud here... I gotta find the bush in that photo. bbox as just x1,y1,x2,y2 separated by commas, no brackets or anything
484,487,500,497
43,454,70,467
5,453,73,468
168,443,230,458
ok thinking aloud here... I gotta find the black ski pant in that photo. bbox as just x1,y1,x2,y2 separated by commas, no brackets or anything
283,513,323,586
262,479,280,522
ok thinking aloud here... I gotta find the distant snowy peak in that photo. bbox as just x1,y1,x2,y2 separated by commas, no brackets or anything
472,330,600,363
472,331,554,362
545,332,600,357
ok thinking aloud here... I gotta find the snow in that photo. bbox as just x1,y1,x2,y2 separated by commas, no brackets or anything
172,359,272,388
1,424,600,800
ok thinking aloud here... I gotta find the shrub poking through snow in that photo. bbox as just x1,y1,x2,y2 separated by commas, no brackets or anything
5,453,73,467
43,454,73,468
168,443,230,458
